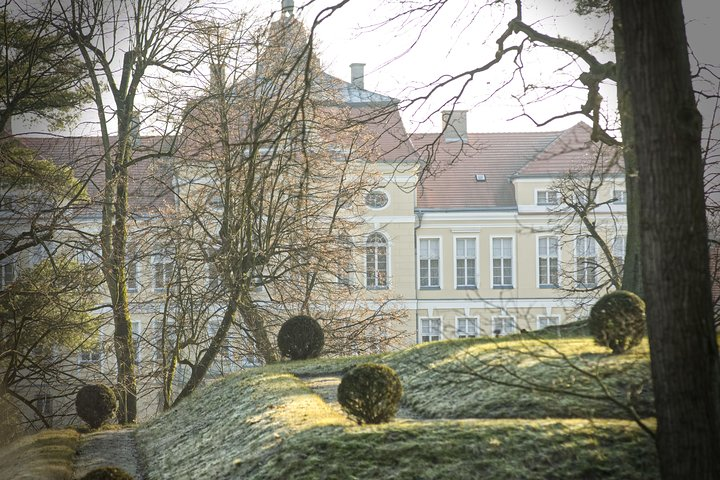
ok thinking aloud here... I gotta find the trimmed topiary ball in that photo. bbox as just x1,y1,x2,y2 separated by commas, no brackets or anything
337,363,403,425
277,314,324,360
81,466,133,480
76,384,117,429
589,290,646,354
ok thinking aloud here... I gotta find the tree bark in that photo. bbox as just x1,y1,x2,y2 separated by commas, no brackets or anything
614,1,720,478
610,2,642,297
111,133,137,424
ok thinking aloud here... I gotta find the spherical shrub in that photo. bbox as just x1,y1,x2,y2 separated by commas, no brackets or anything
75,384,117,429
81,466,133,480
589,290,646,354
277,314,324,360
337,363,403,425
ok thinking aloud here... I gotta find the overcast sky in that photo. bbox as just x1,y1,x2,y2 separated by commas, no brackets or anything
13,0,718,136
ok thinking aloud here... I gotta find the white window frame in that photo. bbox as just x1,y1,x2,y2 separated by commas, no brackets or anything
613,235,626,271
575,236,598,287
152,253,173,292
365,189,390,210
132,320,142,365
0,260,15,288
454,236,478,289
535,189,560,206
365,232,389,289
490,236,514,289
537,235,560,288
78,345,102,365
537,315,561,330
613,189,627,204
491,316,517,336
419,317,442,343
126,254,140,293
456,317,479,338
418,237,442,289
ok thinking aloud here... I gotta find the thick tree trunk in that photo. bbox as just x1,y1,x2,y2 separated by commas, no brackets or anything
111,146,137,424
615,1,720,478
611,3,642,297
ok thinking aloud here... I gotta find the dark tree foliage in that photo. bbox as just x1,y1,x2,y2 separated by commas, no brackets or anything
75,384,117,429
277,315,324,361
337,363,402,425
589,290,645,354
0,4,90,131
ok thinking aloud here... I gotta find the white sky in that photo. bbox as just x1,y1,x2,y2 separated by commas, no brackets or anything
13,0,719,136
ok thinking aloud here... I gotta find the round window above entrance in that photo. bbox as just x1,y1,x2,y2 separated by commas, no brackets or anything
365,190,389,209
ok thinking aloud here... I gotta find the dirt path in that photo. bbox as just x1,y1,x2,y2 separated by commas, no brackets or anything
72,429,144,480
300,374,421,420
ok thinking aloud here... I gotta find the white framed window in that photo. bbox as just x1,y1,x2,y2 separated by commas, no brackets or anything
456,317,479,338
79,346,102,365
152,254,173,292
366,233,388,289
575,189,597,207
492,316,516,336
613,235,626,271
336,234,354,285
491,237,513,288
536,190,559,206
537,315,560,330
420,317,442,342
419,238,441,288
365,190,389,209
1,261,15,288
132,321,142,365
34,392,54,420
208,262,220,290
537,236,559,288
576,236,597,287
127,258,139,293
153,319,177,361
613,190,627,204
455,237,476,288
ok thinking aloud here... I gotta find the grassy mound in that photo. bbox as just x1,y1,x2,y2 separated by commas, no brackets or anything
384,336,653,419
137,334,658,479
0,429,79,480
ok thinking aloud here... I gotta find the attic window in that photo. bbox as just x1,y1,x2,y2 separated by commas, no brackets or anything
475,174,487,182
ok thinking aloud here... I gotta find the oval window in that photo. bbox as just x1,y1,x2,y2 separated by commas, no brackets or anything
365,190,388,209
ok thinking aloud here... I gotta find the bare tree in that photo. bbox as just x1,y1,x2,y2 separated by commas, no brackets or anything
49,0,203,423
145,13,407,404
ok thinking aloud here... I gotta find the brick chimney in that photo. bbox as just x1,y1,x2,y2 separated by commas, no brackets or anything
441,110,467,142
350,63,365,90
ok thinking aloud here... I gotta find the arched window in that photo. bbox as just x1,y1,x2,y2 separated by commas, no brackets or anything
365,233,388,288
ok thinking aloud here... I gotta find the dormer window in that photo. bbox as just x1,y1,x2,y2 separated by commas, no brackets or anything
536,190,559,206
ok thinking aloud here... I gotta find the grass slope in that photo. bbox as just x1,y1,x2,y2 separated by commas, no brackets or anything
137,334,658,479
0,429,79,480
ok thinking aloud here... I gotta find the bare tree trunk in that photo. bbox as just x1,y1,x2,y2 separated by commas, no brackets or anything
615,1,720,478
174,286,241,404
611,2,642,296
111,139,136,423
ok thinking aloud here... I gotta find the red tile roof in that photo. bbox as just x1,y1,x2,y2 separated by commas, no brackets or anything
515,122,622,177
412,130,561,210
413,122,622,210
17,135,175,216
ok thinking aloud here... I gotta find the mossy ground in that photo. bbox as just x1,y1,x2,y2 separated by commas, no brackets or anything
0,428,79,480
137,332,658,479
